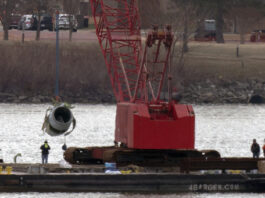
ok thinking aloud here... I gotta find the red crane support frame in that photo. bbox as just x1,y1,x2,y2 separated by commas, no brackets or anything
90,0,142,102
91,0,173,104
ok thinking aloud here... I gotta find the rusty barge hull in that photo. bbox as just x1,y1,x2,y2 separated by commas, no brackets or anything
0,173,264,193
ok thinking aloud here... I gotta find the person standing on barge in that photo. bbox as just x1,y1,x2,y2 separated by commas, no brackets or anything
251,139,260,158
40,140,51,164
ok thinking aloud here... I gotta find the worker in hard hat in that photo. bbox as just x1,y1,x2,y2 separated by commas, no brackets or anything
40,140,51,164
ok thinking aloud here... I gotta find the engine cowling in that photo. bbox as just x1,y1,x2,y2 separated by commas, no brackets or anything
42,104,76,136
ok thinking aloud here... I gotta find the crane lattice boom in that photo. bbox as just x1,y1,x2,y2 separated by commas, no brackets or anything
91,0,174,104
91,0,142,102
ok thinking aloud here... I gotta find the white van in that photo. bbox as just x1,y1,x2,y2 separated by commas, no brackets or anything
58,14,78,32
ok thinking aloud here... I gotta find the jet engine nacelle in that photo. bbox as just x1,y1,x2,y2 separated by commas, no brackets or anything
42,104,76,136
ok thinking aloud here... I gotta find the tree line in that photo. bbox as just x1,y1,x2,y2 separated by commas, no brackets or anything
1,0,265,44
195,0,265,44
140,0,265,45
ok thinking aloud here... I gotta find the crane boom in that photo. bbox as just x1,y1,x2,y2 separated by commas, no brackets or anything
90,0,173,104
90,0,142,102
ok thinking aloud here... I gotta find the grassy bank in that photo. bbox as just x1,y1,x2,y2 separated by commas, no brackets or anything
0,41,110,99
182,42,265,83
0,41,264,103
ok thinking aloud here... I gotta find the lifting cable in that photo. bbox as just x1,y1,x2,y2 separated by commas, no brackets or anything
41,11,76,141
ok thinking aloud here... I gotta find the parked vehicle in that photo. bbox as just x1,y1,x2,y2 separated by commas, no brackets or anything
39,14,53,31
18,15,35,30
58,14,78,32
194,19,216,41
18,14,53,31
250,30,265,42
9,14,21,29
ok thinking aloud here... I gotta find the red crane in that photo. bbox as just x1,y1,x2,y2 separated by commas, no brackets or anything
64,0,219,165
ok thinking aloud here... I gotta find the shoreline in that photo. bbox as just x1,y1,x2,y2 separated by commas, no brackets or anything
0,78,264,104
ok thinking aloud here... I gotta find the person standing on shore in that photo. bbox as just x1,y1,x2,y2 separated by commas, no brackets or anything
40,140,50,164
251,139,260,158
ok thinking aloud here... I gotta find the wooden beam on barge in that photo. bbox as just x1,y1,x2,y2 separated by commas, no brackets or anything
0,173,264,193
178,158,261,173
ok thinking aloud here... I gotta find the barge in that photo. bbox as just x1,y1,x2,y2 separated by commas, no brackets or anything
0,173,265,193
0,159,264,193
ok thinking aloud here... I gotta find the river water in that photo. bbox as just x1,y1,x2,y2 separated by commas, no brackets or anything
0,103,264,198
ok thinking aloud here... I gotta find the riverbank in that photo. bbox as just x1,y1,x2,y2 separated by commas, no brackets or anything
1,41,265,104
0,77,263,104
179,78,265,104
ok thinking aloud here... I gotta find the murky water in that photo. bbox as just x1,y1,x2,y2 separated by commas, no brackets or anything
0,103,264,197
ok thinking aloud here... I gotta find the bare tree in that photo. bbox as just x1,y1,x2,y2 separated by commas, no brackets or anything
236,8,262,44
214,0,265,43
228,1,264,44
63,0,80,41
0,0,20,40
47,0,62,14
138,0,163,29
215,0,225,43
23,0,48,41
171,0,202,53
